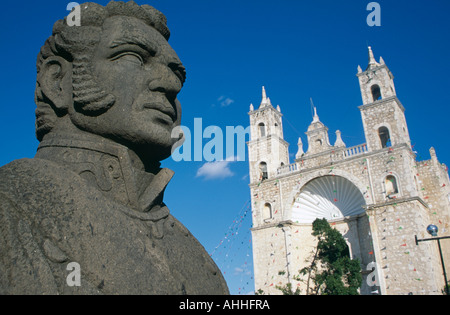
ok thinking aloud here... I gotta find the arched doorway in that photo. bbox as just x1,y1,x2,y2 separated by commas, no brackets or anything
290,175,376,295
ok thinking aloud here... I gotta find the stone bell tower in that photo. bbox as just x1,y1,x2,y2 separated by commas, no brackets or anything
247,87,290,184
305,107,333,155
357,46,412,151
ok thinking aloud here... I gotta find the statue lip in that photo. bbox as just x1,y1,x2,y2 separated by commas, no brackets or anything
142,102,176,122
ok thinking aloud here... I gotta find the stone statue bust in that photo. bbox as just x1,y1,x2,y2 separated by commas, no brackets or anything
0,1,228,295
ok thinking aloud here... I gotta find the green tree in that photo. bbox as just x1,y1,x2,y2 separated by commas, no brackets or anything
278,218,362,295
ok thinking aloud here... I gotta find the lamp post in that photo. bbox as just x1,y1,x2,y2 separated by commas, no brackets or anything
415,225,450,295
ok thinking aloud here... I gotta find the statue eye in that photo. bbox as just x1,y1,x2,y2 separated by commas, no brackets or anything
111,52,144,66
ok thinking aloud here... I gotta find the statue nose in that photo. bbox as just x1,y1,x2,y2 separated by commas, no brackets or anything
148,64,182,97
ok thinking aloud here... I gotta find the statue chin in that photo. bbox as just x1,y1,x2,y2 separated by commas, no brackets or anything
132,141,174,164
65,109,177,163
113,126,178,162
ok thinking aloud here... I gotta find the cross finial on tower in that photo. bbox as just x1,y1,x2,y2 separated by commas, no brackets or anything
260,86,273,108
310,98,320,123
367,46,379,69
368,46,376,62
312,107,320,122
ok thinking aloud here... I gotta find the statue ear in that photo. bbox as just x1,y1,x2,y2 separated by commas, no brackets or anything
38,56,72,111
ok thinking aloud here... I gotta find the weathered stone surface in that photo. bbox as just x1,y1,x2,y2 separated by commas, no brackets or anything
0,1,228,295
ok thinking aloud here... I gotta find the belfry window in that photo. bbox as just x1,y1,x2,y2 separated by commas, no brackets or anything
378,127,391,148
258,123,266,137
259,162,268,181
371,84,382,102
385,175,399,196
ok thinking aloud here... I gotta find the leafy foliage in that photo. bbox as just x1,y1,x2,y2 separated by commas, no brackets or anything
277,218,362,295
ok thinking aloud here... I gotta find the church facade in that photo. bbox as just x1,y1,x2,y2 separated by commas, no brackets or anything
248,47,450,295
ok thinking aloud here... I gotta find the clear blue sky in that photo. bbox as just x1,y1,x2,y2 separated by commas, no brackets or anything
0,0,449,295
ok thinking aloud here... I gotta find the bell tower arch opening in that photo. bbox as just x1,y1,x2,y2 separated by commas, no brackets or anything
259,162,268,181
371,84,382,101
378,126,391,148
258,123,266,137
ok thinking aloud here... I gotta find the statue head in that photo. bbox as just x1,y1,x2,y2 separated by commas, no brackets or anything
35,1,185,163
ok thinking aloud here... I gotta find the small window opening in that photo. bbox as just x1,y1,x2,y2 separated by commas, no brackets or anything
385,175,399,196
263,203,273,220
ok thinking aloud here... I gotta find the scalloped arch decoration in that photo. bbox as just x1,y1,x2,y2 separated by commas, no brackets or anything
291,175,366,224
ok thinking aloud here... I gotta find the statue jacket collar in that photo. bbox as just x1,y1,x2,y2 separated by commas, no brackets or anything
36,134,174,225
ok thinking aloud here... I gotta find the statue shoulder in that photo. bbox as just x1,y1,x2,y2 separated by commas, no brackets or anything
0,157,79,197
168,215,230,294
0,157,68,180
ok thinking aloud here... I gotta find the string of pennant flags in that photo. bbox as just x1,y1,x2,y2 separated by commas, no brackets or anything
210,199,255,295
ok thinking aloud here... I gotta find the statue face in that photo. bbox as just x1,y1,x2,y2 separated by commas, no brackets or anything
69,15,185,161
